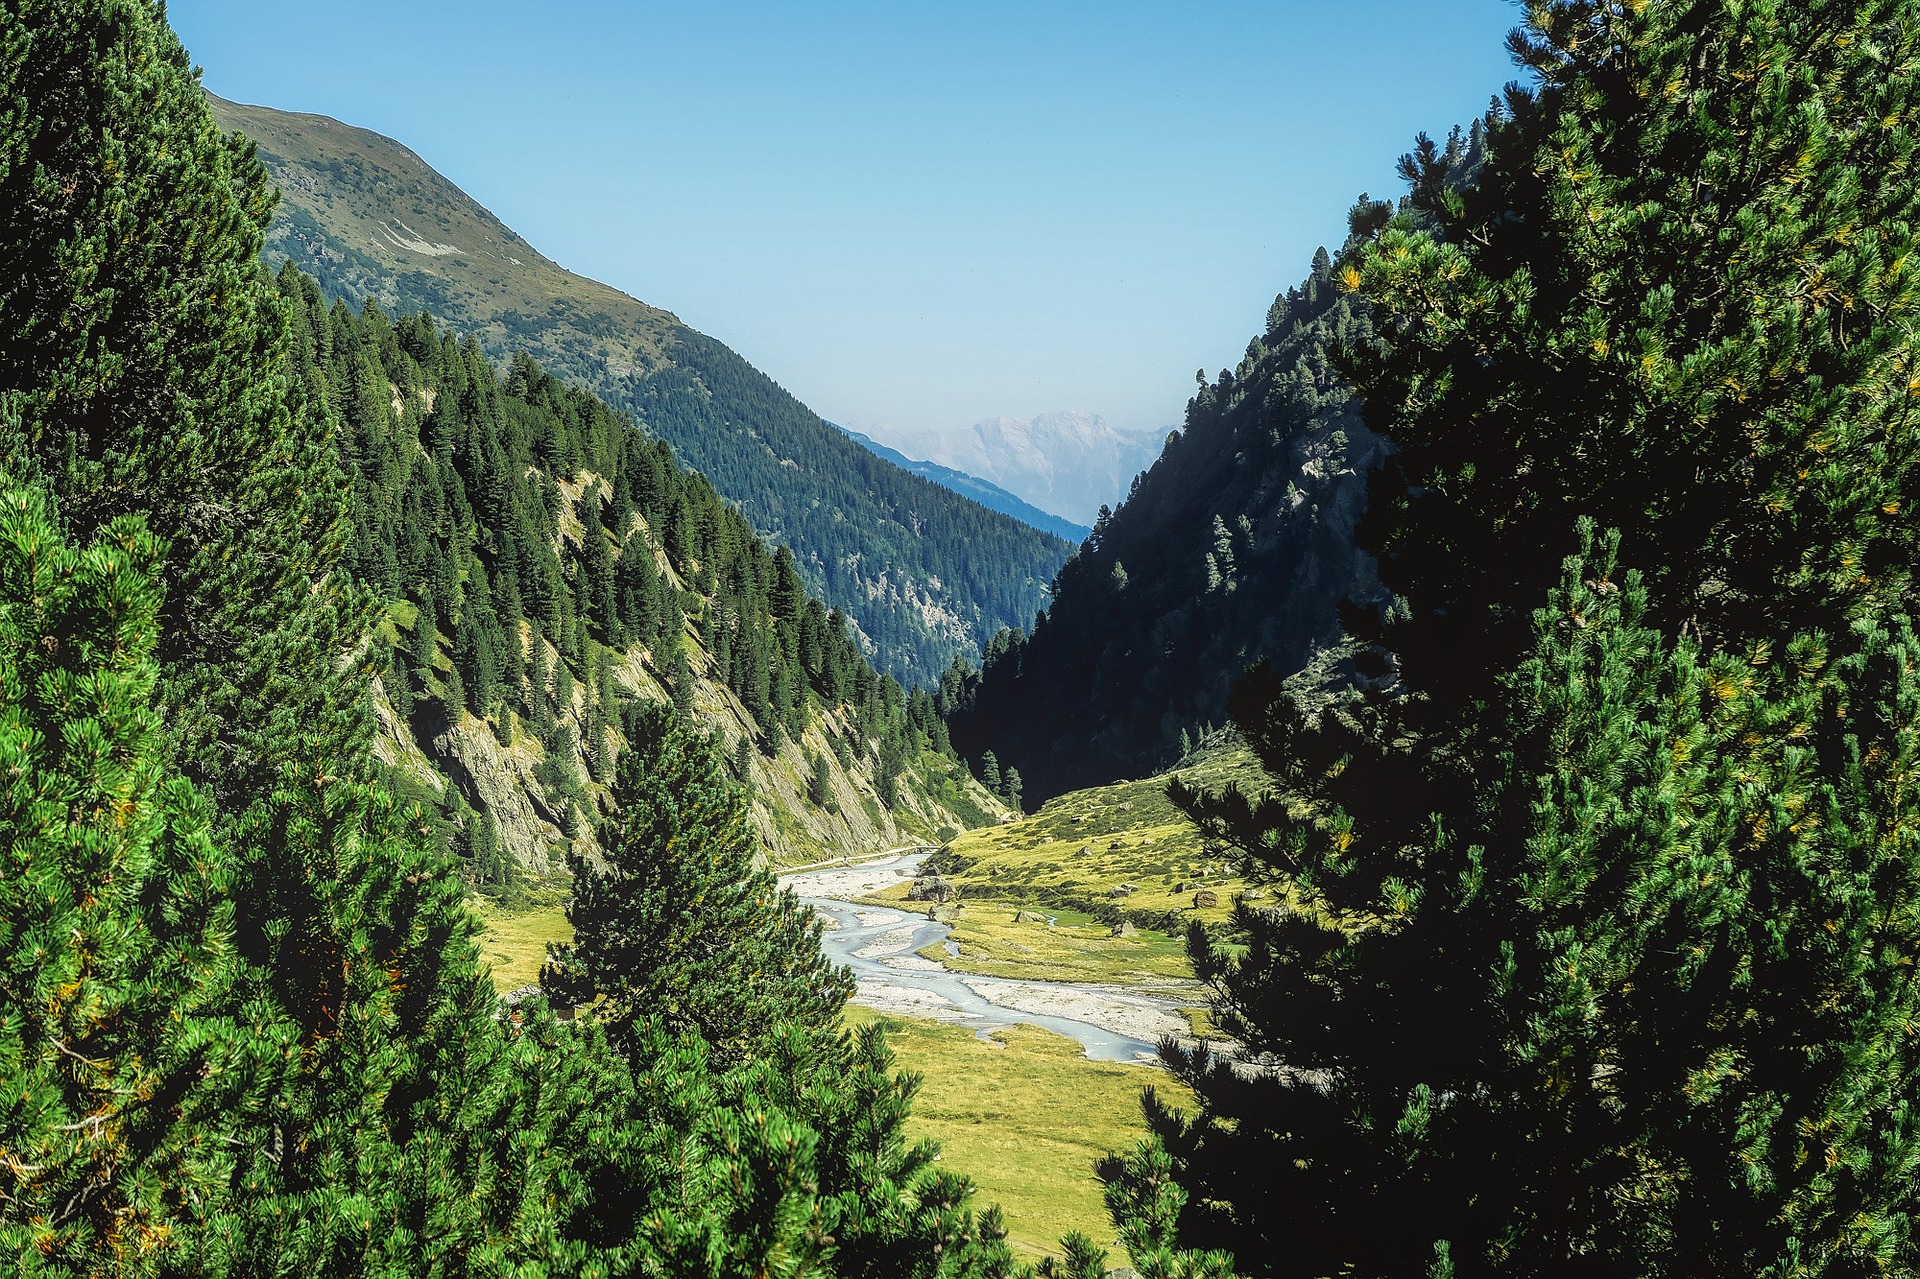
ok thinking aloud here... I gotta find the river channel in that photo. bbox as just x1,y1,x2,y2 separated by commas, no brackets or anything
781,851,1194,1065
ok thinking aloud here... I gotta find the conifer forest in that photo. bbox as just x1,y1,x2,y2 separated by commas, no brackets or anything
7,2,1920,1277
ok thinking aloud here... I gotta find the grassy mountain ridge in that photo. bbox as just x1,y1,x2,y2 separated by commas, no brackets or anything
209,92,1073,687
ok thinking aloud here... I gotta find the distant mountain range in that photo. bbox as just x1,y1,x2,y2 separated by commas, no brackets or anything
833,426,1090,544
206,94,1073,688
863,412,1167,527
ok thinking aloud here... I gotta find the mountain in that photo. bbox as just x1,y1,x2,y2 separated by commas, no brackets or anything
207,94,1073,688
278,270,1008,874
834,425,1090,543
865,412,1165,527
941,249,1386,803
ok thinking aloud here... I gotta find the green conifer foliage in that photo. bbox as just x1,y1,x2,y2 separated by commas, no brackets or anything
0,485,262,1273
0,0,371,811
1128,4,1920,1275
1153,528,1920,1276
542,703,853,1064
1345,0,1920,685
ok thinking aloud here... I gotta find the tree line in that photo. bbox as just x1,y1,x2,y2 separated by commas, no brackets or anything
1064,2,1920,1277
0,4,1022,1274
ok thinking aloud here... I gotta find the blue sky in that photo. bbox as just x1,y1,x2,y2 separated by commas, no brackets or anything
173,1,1520,438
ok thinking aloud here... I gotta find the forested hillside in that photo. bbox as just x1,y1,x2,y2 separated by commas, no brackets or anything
1091,3,1920,1277
207,95,1074,687
0,6,1030,1274
283,270,1004,872
943,232,1407,801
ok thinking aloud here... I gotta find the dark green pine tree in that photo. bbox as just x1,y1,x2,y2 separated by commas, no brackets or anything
542,703,853,1065
0,485,267,1273
1125,4,1920,1277
807,750,834,808
0,0,375,812
978,750,1002,795
1002,767,1023,815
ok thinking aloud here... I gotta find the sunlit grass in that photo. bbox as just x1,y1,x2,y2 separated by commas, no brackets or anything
851,1007,1190,1266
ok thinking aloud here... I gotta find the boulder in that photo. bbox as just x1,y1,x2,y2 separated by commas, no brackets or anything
930,904,963,924
908,876,954,903
1110,920,1138,938
1107,885,1134,898
1013,910,1049,924
1241,888,1268,902
1193,888,1221,908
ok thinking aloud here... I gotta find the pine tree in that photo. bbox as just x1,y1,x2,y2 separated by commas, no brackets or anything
979,750,1002,795
1127,4,1920,1276
807,751,833,809
0,0,374,813
542,703,852,1064
0,485,264,1271
1002,767,1023,815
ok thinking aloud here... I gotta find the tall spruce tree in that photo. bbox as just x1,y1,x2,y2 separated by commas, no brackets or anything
1129,3,1920,1277
542,702,853,1064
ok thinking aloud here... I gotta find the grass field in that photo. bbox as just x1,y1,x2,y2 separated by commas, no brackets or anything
848,1007,1189,1265
472,899,572,992
859,744,1287,986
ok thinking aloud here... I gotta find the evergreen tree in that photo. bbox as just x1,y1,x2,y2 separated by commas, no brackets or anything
543,703,852,1064
979,750,1002,795
1002,767,1023,815
0,486,263,1272
0,0,373,813
807,750,834,809
1128,4,1920,1277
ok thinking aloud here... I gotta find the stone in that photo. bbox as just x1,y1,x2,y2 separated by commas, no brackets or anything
1241,888,1268,902
1193,888,1220,908
1110,920,1137,938
1013,909,1048,924
930,904,962,924
908,875,954,903
1107,885,1134,898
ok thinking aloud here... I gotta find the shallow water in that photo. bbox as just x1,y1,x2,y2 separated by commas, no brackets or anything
785,852,1176,1064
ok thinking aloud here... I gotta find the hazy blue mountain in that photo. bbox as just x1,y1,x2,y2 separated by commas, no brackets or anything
866,412,1166,526
834,425,1091,543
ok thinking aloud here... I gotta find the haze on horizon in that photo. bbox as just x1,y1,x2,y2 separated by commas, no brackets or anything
171,0,1516,441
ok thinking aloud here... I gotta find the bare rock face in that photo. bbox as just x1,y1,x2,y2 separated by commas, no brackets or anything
434,714,572,874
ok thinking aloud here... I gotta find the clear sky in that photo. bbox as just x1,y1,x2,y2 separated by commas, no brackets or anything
171,1,1520,438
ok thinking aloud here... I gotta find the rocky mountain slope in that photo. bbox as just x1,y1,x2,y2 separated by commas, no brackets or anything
867,412,1165,527
209,93,1072,687
280,271,1006,876
943,249,1387,802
